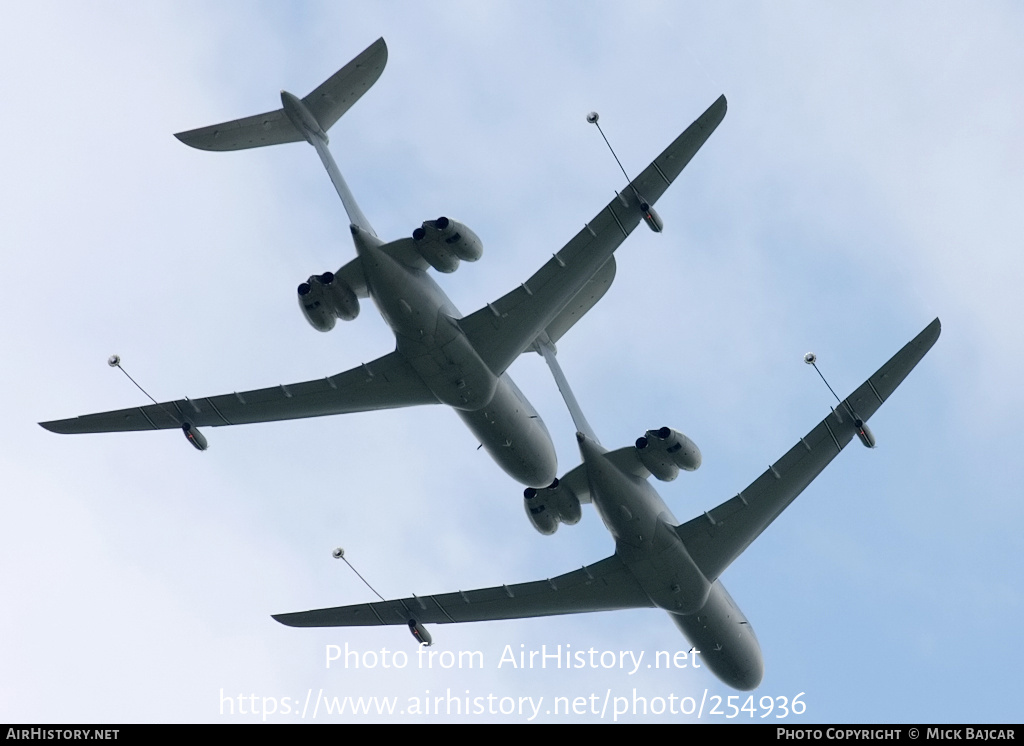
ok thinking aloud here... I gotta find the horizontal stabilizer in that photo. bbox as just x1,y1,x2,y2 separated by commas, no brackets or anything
175,38,388,151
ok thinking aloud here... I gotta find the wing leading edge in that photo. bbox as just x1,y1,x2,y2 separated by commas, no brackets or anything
674,318,942,583
273,553,653,628
460,95,727,377
39,351,437,435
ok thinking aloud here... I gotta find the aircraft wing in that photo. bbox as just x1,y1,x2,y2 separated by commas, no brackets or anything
274,553,653,628
459,95,727,376
39,350,437,436
674,318,941,583
174,38,388,152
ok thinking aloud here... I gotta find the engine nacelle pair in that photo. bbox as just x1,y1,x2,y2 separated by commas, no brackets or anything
411,216,483,273
297,271,360,332
523,478,582,535
635,427,702,482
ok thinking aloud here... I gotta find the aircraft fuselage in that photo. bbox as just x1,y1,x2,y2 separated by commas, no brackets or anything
577,433,764,690
352,225,558,487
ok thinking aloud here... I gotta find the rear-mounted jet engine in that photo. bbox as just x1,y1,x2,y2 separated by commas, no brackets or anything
523,477,583,535
635,426,701,482
412,216,482,273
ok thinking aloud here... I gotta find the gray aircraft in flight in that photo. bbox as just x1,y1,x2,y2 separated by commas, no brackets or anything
274,319,941,690
39,37,727,488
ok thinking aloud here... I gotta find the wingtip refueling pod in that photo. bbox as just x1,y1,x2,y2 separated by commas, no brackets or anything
408,619,432,646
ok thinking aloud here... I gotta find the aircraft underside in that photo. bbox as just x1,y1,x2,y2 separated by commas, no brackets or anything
669,582,763,691
36,35,943,695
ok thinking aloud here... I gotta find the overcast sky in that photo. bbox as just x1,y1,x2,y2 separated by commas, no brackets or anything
2,1,1021,724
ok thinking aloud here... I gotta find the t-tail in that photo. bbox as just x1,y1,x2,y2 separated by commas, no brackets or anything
174,37,387,237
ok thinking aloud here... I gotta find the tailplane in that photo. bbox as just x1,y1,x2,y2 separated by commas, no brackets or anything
174,38,387,152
